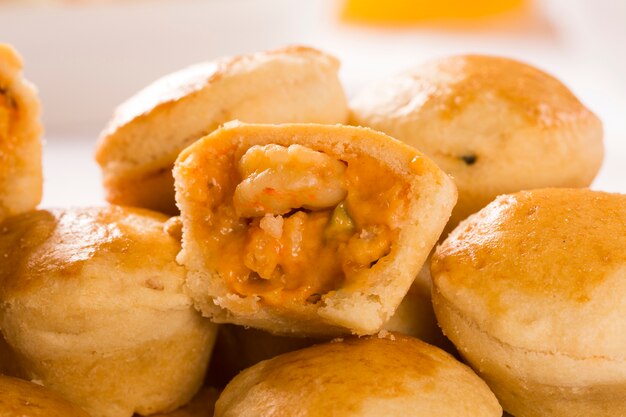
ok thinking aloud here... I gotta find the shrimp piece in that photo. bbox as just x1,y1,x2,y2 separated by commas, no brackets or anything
233,144,347,217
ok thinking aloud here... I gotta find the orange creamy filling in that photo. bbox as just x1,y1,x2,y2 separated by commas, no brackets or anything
199,144,407,306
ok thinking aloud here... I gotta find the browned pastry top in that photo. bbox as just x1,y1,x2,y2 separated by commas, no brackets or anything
215,334,501,416
95,45,339,167
0,206,179,297
432,188,626,358
434,188,626,303
358,54,596,128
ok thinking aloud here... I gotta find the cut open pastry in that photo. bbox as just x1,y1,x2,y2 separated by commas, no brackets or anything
95,45,348,214
0,43,43,222
174,122,457,336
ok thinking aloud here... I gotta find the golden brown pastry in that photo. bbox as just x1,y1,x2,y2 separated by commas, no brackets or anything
95,46,349,214
0,44,43,223
0,375,90,417
431,188,626,417
150,387,219,417
350,55,603,230
214,334,502,416
0,206,218,417
174,122,457,336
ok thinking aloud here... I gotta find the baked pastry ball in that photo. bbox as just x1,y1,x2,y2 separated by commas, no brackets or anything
174,122,457,336
0,375,90,417
0,44,43,223
152,387,220,417
95,45,349,214
431,188,626,417
350,54,604,229
0,206,218,417
214,334,502,416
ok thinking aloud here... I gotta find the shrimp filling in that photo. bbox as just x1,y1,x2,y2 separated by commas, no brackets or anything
201,144,406,306
0,88,16,140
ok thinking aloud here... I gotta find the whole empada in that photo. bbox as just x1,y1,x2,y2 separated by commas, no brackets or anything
214,334,501,417
96,46,348,214
174,122,457,336
0,206,218,417
432,188,626,417
351,54,603,229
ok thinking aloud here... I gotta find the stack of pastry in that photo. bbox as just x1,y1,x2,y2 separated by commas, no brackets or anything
0,41,622,417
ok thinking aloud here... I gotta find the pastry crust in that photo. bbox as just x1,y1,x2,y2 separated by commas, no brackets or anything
350,55,603,229
0,375,90,417
95,45,349,214
431,188,626,417
0,44,43,222
174,122,456,336
0,206,218,417
214,334,502,417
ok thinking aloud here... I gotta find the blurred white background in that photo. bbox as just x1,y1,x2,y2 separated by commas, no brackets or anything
0,0,624,206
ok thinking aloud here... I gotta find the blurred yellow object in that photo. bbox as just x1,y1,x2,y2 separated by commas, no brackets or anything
342,0,527,24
